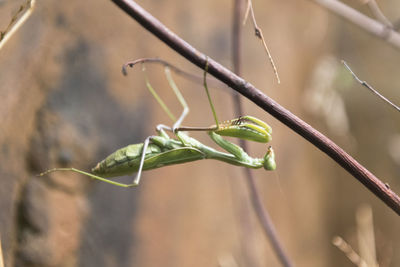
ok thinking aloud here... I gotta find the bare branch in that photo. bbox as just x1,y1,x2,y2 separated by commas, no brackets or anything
312,0,400,50
110,0,400,215
342,60,400,113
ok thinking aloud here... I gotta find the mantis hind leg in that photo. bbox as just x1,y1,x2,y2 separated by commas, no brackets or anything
38,136,152,188
38,168,138,188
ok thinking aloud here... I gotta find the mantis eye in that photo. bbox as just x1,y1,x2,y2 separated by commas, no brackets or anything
263,146,276,171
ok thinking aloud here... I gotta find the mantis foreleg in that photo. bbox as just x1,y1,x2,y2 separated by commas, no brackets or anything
208,131,247,161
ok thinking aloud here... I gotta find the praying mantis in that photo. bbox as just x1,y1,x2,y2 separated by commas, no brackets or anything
39,58,277,187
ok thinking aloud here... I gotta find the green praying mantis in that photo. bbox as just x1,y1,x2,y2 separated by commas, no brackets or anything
39,58,277,187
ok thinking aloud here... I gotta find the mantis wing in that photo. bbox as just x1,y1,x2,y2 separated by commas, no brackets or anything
92,146,206,178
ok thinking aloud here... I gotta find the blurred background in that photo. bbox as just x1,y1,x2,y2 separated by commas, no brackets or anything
0,0,399,266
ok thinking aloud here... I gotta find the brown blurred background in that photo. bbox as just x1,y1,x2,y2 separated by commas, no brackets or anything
0,0,399,266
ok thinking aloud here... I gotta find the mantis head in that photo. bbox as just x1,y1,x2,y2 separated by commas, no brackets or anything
214,115,272,143
263,146,276,170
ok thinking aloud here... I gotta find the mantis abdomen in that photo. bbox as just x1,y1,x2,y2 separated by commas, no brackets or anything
92,142,206,178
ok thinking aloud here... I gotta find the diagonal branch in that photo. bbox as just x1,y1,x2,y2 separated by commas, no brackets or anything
110,0,400,215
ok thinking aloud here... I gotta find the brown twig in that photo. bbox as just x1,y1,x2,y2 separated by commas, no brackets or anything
311,0,400,50
242,0,280,84
110,0,400,215
232,1,293,266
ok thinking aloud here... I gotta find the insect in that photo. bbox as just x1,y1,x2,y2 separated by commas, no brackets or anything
39,58,276,187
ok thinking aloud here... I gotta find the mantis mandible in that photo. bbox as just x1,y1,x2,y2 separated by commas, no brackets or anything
39,58,277,187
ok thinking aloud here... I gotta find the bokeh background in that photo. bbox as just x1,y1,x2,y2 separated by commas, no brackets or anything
0,0,399,266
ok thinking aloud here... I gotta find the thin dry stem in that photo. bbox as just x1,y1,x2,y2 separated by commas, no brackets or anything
242,0,280,84
242,0,251,26
333,205,379,267
0,235,3,267
332,236,367,266
0,0,35,51
342,60,400,112
356,205,378,267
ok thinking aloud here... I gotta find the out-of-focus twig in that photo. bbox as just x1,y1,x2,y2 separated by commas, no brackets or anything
342,60,400,113
356,205,378,267
243,0,280,84
0,0,35,51
393,19,400,31
362,0,393,28
332,236,367,266
311,0,400,50
333,205,380,267
0,235,4,267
